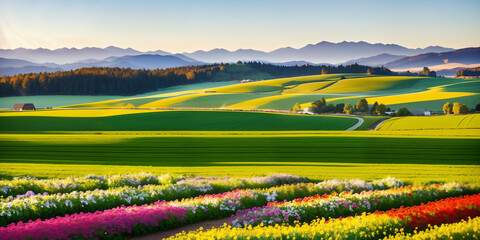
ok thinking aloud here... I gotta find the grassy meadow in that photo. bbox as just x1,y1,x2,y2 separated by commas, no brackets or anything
0,131,479,184
0,73,479,185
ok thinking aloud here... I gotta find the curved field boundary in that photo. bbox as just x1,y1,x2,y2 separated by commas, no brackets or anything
374,118,389,130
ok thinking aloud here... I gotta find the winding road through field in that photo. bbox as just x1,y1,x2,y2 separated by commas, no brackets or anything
345,117,364,131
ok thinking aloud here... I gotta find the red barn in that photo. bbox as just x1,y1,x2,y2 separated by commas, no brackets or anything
12,103,36,111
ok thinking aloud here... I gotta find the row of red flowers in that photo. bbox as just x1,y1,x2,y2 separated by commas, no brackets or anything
378,193,480,230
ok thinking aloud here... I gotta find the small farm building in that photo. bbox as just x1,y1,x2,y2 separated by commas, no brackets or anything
410,109,431,116
13,103,36,111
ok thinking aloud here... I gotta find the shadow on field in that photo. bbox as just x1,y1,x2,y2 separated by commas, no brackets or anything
1,135,479,167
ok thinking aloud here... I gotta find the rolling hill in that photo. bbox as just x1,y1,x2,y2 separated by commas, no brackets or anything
62,73,480,112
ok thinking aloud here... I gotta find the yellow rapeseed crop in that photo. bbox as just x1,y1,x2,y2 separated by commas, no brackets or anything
316,76,421,93
377,114,480,131
139,93,216,108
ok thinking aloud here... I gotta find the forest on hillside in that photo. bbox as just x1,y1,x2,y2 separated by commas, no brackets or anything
0,62,393,96
455,67,480,77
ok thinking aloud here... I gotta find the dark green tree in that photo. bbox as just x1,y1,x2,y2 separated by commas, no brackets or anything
367,68,373,75
335,103,345,113
370,101,378,114
356,98,369,112
325,104,335,113
375,104,387,115
312,98,327,113
397,107,412,116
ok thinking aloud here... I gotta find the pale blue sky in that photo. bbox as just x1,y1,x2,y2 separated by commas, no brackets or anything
0,0,479,52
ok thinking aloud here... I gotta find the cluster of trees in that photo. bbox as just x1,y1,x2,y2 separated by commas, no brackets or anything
420,67,437,77
310,98,346,114
307,98,391,115
398,67,437,77
297,98,480,117
455,67,480,77
443,101,476,114
0,66,223,96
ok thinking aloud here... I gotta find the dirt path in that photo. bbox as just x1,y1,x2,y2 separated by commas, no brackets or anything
345,117,364,131
130,216,235,240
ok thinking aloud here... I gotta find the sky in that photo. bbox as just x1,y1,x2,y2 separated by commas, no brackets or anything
0,0,479,53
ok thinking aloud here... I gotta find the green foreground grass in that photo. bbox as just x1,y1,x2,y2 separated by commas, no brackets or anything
0,110,357,131
1,132,479,184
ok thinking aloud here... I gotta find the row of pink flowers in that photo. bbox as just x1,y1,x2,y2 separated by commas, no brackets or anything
0,189,261,240
0,202,188,240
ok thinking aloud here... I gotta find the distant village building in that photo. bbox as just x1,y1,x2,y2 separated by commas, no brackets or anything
13,103,36,111
410,109,431,116
302,106,314,115
239,79,264,83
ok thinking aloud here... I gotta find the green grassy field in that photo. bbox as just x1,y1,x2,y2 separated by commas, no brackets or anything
0,132,479,183
0,110,357,131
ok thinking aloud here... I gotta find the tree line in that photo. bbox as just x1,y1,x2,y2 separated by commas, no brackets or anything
0,62,397,97
455,67,480,77
292,98,414,117
293,98,480,116
246,62,395,77
443,101,479,114
0,66,223,96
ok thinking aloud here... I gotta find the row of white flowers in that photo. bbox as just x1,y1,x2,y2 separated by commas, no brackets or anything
0,172,176,198
0,173,308,226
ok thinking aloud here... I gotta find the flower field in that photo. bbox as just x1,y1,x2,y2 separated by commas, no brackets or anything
0,174,479,240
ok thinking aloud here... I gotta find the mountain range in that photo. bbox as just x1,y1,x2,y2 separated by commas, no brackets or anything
385,48,480,69
0,54,204,77
1,41,479,77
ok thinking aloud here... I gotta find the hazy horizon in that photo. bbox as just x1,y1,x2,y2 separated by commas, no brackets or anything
1,0,479,53
0,40,472,53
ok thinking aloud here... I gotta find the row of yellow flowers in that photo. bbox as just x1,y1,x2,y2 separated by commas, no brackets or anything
386,216,479,240
167,194,480,240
